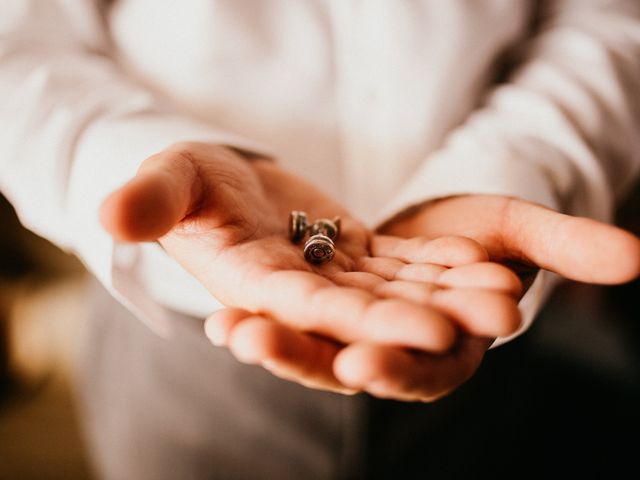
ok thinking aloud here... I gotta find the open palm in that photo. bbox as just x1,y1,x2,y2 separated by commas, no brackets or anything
158,146,465,352
101,143,522,396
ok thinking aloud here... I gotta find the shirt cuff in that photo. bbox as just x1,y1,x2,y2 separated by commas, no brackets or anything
67,113,271,335
374,145,560,227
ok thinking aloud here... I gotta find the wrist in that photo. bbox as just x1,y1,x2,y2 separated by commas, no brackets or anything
378,195,468,238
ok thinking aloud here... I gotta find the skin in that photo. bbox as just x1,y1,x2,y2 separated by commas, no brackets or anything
100,142,640,401
330,195,640,400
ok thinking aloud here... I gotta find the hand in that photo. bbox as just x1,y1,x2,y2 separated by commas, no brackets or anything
335,194,639,400
100,143,521,395
208,237,522,400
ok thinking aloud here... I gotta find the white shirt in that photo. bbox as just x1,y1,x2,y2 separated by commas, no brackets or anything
1,0,639,342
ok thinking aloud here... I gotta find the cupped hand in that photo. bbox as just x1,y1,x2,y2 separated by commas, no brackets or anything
204,235,523,399
100,143,523,396
334,194,640,400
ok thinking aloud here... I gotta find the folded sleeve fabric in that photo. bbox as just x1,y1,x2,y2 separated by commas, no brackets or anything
378,0,640,346
0,0,269,334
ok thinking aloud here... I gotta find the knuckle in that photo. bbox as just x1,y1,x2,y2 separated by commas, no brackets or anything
444,236,489,263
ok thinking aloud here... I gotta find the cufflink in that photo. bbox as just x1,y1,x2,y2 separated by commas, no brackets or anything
288,211,308,244
288,212,341,264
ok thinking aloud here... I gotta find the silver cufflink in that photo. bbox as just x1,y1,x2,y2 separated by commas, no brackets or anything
288,211,341,264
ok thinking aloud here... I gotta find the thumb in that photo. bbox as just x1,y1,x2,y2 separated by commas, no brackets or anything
99,147,203,242
505,200,640,284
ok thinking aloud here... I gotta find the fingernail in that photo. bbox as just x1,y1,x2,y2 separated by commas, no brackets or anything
262,360,277,370
262,360,288,376
204,321,226,346
338,388,359,396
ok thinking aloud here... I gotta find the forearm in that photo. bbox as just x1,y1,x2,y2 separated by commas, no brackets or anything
377,0,640,232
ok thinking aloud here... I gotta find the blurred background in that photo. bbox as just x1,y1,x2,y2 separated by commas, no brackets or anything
0,187,638,479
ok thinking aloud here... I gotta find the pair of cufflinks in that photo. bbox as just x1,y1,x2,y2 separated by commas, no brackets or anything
288,211,341,264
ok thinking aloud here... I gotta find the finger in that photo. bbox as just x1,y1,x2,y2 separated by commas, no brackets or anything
330,271,387,290
100,148,201,241
354,257,406,280
371,281,523,337
225,316,354,393
357,258,518,296
257,270,458,353
333,337,489,401
356,257,453,283
394,263,448,282
437,262,523,298
373,280,440,305
430,288,521,338
204,308,254,346
504,201,640,284
100,143,252,242
370,235,489,266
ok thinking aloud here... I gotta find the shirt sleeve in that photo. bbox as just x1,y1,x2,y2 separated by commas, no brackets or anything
0,0,269,334
376,0,640,346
